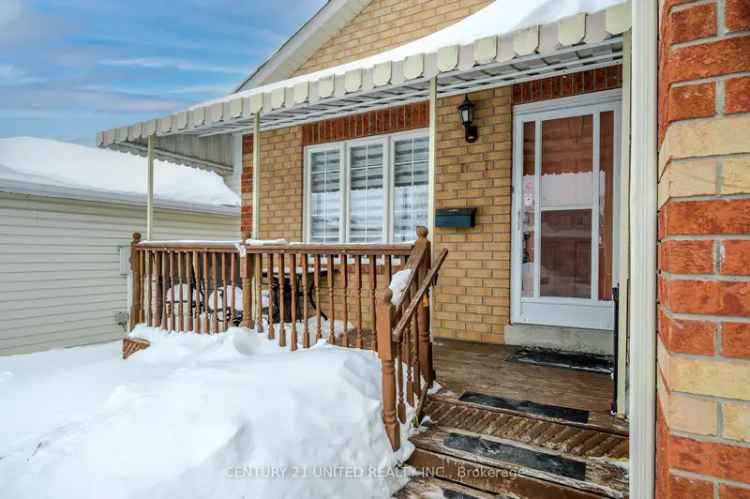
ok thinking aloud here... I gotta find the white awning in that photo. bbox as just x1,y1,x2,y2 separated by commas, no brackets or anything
98,0,631,145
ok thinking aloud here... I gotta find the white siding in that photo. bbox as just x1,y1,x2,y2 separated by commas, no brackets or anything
0,192,239,356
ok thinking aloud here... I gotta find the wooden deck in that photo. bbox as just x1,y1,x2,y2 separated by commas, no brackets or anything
400,339,630,498
431,339,628,434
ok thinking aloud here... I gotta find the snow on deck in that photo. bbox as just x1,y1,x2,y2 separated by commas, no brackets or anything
0,327,413,498
0,137,239,208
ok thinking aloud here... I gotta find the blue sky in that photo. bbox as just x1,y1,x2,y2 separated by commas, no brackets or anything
0,0,325,145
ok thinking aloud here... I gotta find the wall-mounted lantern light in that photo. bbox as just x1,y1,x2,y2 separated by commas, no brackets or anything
457,95,478,143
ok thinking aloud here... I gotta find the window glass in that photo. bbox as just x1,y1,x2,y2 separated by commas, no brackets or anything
393,137,428,242
348,143,384,243
309,149,341,243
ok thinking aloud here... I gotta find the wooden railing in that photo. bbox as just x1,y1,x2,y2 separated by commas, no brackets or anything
128,227,444,451
129,234,243,334
376,244,448,450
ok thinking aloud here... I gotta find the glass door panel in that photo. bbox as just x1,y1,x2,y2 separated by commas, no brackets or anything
540,115,594,299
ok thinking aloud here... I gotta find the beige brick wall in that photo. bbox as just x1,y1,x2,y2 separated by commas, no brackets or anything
432,88,512,344
292,0,493,76
242,88,513,344
242,126,304,241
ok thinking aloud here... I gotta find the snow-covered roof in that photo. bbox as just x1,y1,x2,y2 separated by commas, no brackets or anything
98,0,631,143
0,137,240,213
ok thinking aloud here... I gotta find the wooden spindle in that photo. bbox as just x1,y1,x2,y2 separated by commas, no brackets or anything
221,252,227,331
314,254,322,342
186,251,193,332
267,253,275,340
255,253,263,332
397,331,406,423
145,250,152,327
158,252,166,329
278,253,286,347
327,254,335,345
376,289,399,450
302,254,310,348
340,254,348,348
203,252,209,333
405,313,414,407
369,254,377,352
211,253,218,334
356,255,363,348
178,252,185,332
290,254,298,350
169,252,175,332
230,252,236,329
139,249,146,324
194,251,202,334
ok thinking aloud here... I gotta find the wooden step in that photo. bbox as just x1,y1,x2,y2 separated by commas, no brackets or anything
407,448,611,499
424,398,629,461
404,397,629,499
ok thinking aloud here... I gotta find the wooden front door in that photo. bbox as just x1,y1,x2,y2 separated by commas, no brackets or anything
511,92,621,330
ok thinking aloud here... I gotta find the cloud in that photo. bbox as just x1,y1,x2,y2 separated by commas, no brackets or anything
0,0,54,46
98,57,248,75
0,86,188,114
0,65,44,86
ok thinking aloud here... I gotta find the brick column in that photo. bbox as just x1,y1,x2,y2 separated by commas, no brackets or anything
656,0,750,496
240,134,253,237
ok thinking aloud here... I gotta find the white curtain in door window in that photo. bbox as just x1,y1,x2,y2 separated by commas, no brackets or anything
310,150,341,243
348,144,384,243
393,137,428,242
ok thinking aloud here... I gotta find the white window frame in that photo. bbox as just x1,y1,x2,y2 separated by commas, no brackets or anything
303,128,429,244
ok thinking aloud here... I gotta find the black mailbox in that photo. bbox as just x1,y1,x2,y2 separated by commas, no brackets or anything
435,208,476,228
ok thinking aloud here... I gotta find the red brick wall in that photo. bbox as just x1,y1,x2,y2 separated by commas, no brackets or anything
301,101,429,146
240,135,253,237
511,66,622,105
657,0,750,496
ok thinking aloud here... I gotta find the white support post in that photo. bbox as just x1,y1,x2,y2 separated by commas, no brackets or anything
252,112,260,240
428,77,437,242
146,134,155,240
617,30,632,418
629,0,658,497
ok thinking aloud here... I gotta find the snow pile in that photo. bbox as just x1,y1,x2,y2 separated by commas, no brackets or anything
0,327,413,499
0,137,240,207
389,269,413,306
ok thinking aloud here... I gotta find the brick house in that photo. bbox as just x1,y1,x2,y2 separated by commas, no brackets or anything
101,0,750,497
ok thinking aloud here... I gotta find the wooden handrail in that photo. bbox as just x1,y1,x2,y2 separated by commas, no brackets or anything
392,248,448,343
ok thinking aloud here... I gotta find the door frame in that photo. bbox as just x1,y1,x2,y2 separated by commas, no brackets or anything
510,89,623,330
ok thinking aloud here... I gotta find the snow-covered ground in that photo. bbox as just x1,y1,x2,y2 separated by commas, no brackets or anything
0,326,414,499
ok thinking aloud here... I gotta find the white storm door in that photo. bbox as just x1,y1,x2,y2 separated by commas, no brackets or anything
511,93,621,330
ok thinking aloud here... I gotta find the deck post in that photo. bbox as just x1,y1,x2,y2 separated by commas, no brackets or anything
416,227,434,388
240,233,254,330
129,232,142,331
146,134,155,240
376,289,400,450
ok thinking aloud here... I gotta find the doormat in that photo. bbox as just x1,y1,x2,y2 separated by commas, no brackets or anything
507,348,613,374
444,432,587,481
459,392,590,424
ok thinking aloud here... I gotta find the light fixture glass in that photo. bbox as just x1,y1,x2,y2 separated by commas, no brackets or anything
457,95,478,143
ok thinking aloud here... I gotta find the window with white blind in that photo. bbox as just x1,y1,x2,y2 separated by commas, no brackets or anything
304,130,429,243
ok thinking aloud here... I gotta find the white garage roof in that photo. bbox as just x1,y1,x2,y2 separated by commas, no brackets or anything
98,0,631,144
0,137,240,214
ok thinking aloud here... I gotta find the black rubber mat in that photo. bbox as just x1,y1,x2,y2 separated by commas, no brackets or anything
444,432,587,481
507,348,613,374
458,392,590,424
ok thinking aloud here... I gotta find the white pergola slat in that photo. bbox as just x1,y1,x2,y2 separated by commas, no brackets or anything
97,1,631,146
